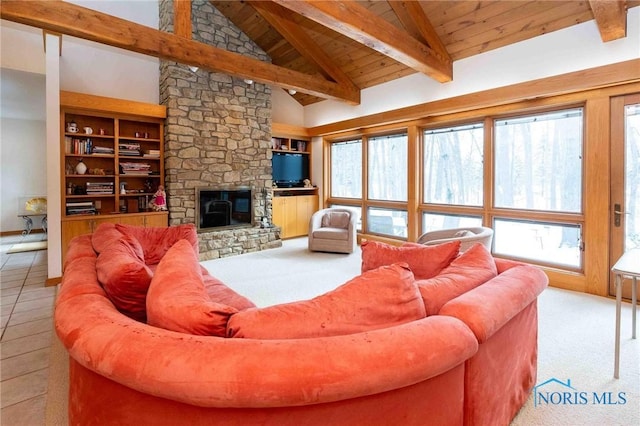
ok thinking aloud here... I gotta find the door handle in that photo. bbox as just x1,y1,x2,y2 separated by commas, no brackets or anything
614,203,628,227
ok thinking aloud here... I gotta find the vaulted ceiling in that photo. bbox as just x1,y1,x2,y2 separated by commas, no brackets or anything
2,1,638,106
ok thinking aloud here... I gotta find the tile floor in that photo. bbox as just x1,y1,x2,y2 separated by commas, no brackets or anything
1,232,54,426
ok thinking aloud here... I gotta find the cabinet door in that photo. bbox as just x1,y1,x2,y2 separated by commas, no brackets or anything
294,196,310,236
144,213,168,228
272,197,287,236
292,195,318,237
284,198,300,238
119,215,146,227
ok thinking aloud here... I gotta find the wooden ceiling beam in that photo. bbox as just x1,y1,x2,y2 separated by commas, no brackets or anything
0,0,360,104
248,1,359,94
388,1,451,62
271,0,452,83
173,0,192,39
588,0,627,41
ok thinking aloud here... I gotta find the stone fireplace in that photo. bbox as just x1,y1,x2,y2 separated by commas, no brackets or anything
159,0,281,259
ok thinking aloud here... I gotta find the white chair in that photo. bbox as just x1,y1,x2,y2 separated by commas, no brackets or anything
417,226,494,253
308,208,358,254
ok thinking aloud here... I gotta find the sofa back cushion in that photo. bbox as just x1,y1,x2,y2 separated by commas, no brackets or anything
361,240,460,279
146,239,238,336
96,234,153,322
417,243,498,316
91,223,123,254
202,274,256,311
115,223,198,265
227,263,425,339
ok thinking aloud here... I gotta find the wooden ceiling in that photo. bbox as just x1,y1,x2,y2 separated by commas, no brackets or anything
213,0,639,105
1,1,637,106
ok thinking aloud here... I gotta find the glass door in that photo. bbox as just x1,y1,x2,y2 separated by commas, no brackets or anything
610,94,640,297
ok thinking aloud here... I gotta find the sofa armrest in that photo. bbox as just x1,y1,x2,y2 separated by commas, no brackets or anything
494,257,525,274
56,282,478,408
439,265,548,343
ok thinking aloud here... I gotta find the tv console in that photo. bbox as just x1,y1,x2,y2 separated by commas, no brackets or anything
271,124,318,239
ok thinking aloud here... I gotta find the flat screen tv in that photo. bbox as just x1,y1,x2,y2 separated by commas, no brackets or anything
196,186,253,232
272,152,309,188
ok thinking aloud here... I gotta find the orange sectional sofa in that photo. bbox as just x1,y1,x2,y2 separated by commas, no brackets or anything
55,225,547,425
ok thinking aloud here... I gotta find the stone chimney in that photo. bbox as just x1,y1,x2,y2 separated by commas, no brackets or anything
159,0,280,259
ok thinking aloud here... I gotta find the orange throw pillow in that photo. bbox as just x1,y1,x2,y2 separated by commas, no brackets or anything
146,240,237,336
417,243,498,315
92,222,124,254
115,223,198,265
227,263,425,339
96,234,153,322
361,240,460,279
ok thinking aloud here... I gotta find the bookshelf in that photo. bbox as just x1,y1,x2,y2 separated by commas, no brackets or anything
270,123,317,238
60,91,168,262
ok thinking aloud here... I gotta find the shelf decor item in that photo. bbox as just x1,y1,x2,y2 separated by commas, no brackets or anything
76,159,87,175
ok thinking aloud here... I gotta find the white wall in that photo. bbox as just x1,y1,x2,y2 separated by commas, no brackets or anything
303,7,640,127
271,87,305,126
0,64,47,233
0,22,46,74
0,118,47,232
60,0,160,103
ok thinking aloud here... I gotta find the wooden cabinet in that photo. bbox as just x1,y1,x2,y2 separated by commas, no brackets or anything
61,212,167,262
60,91,168,263
272,192,318,239
270,124,317,239
271,136,310,153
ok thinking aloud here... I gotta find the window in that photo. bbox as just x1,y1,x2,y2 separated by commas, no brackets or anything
330,139,362,198
423,123,483,206
367,207,407,238
327,105,586,270
493,219,582,268
328,132,409,239
422,213,482,234
368,134,408,202
494,109,583,213
624,103,640,249
492,108,584,267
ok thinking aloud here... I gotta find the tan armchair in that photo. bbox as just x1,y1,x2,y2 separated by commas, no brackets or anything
308,208,358,253
417,226,494,253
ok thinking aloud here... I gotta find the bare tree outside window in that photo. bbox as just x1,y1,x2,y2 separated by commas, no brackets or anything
494,109,583,213
493,108,584,267
331,140,362,198
368,134,408,202
423,124,483,206
625,103,640,249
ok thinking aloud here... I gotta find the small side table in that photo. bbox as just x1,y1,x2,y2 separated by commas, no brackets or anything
18,214,48,236
611,249,639,379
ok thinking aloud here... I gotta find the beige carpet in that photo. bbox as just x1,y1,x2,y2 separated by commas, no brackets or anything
47,237,639,425
7,240,47,253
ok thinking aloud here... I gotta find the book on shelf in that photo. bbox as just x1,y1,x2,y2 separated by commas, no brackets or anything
65,137,94,155
142,149,160,158
66,200,97,215
120,162,152,175
86,182,114,194
119,142,141,156
66,201,94,208
66,208,97,216
92,146,114,155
